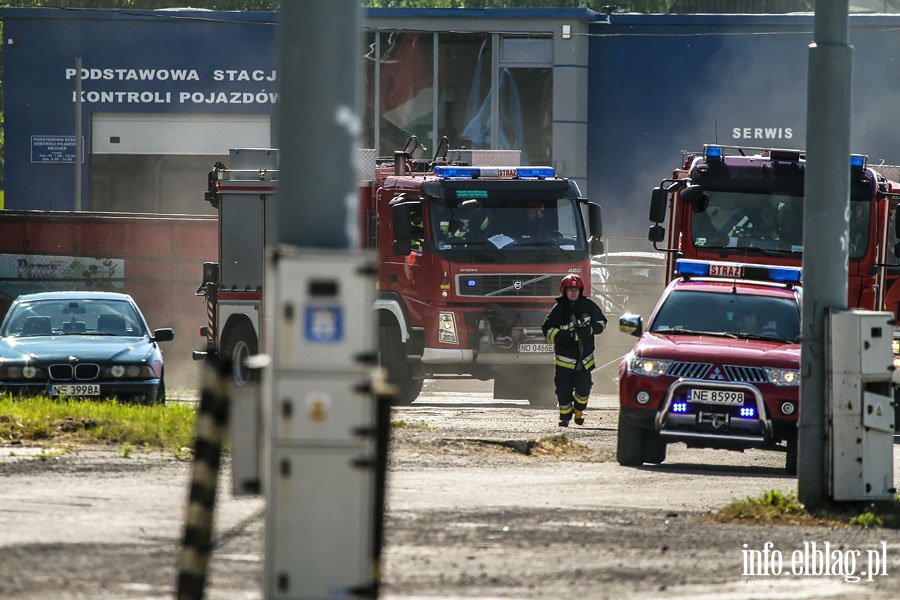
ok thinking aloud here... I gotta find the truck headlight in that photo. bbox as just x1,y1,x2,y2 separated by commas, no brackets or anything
628,357,672,377
438,312,458,344
765,367,800,386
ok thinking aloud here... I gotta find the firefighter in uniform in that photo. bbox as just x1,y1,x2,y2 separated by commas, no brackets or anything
542,274,607,427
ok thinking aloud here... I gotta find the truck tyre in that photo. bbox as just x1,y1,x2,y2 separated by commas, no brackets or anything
379,325,422,406
785,436,798,476
616,413,646,466
222,321,258,387
641,433,667,464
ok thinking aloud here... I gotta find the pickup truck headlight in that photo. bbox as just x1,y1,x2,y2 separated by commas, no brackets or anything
628,357,672,377
765,367,800,386
438,312,458,344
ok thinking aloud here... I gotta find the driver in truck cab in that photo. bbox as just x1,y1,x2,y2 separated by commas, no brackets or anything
542,274,607,427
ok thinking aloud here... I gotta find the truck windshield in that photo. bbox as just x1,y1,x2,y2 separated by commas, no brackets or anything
650,289,801,343
426,197,586,260
691,192,870,260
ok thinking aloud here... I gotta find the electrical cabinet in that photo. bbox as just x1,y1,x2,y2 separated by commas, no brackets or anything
827,309,895,501
262,245,379,599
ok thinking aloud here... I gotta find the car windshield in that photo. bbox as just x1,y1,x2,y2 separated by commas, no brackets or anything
2,298,145,337
650,289,800,342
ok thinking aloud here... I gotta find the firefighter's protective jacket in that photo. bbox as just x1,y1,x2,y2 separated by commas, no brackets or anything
542,293,607,371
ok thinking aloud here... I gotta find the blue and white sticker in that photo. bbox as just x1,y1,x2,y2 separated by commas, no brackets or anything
305,306,343,343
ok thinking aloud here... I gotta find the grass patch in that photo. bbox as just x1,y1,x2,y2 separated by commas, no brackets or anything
709,489,900,529
0,395,198,454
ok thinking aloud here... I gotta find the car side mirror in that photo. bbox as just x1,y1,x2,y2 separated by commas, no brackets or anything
153,328,175,342
619,313,643,337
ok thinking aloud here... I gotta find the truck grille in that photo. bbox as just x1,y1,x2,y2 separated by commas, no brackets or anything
667,361,711,379
455,274,563,298
723,365,768,383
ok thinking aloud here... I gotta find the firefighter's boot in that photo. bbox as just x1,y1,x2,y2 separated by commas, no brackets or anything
558,401,573,427
573,392,588,426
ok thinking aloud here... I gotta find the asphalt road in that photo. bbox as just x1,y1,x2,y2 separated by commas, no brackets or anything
1,380,899,599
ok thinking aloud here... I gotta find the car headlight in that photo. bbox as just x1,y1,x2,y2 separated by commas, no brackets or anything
105,364,154,379
765,367,800,386
628,357,672,377
438,312,458,344
0,364,45,380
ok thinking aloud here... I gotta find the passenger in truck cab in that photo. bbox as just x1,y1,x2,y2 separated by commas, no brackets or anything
747,201,782,241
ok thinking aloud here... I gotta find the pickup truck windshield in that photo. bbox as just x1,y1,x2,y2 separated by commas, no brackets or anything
650,289,800,343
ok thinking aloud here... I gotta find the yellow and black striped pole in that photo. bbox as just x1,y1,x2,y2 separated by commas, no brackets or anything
176,357,232,600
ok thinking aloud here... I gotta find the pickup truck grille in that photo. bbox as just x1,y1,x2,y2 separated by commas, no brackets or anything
667,362,768,383
667,361,711,379
723,365,768,383
455,274,563,298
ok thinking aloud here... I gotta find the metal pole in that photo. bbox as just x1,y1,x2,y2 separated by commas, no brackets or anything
276,1,360,249
74,56,82,211
799,1,852,508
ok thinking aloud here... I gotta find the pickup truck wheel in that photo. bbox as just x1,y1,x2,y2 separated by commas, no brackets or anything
222,322,258,387
379,325,422,406
785,436,798,476
641,434,667,464
616,413,646,466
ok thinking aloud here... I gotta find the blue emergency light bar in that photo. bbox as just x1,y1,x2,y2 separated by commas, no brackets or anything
675,259,802,284
850,154,867,168
433,165,555,179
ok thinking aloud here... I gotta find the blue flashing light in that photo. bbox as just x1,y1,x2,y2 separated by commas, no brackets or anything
850,154,866,168
739,407,756,418
434,166,478,179
766,266,803,284
434,165,555,179
672,402,689,413
674,259,713,277
705,146,723,160
675,259,801,285
516,166,555,179
467,279,476,287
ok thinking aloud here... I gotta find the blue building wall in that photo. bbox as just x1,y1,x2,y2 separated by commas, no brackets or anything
588,14,900,236
1,9,277,210
4,9,900,236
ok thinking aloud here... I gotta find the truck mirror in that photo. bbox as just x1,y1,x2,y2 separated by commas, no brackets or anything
587,202,602,238
649,224,665,243
649,187,668,223
392,203,412,239
680,184,705,205
590,237,604,256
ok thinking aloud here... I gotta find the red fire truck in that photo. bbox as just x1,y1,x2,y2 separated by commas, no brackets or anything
195,141,604,405
648,144,900,317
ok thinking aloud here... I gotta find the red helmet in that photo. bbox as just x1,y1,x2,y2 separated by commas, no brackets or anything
560,274,584,294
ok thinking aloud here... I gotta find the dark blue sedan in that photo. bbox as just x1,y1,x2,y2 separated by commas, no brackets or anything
0,291,174,404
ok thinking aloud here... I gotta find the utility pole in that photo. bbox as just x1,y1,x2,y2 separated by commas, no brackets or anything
799,1,851,508
264,3,385,598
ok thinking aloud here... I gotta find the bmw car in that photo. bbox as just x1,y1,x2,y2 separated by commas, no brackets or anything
0,291,174,404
